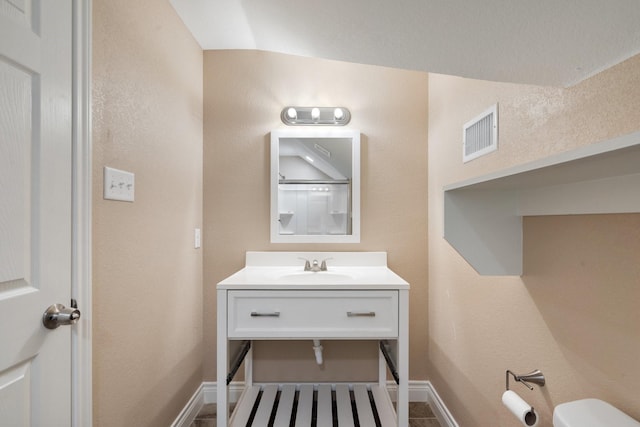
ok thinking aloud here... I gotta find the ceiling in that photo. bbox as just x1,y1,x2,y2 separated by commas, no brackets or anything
170,0,640,87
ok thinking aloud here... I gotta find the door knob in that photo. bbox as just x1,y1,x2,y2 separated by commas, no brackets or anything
42,303,81,329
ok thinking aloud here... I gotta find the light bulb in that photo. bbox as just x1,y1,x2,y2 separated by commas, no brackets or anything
311,107,320,120
286,107,297,119
334,108,344,120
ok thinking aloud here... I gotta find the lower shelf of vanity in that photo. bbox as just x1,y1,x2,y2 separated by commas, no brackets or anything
229,382,398,427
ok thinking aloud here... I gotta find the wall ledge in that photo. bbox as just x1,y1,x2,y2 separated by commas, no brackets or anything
444,130,640,275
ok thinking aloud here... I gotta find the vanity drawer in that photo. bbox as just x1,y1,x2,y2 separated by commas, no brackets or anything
227,290,398,339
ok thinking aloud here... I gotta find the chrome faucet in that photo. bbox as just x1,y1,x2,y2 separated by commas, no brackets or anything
301,258,331,272
310,259,321,272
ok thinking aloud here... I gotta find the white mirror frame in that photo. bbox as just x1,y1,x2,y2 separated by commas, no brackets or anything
270,128,361,243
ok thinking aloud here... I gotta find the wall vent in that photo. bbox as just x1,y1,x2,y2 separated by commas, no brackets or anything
463,104,498,163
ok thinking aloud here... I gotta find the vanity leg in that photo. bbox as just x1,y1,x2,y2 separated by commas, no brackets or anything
217,290,229,427
397,290,409,427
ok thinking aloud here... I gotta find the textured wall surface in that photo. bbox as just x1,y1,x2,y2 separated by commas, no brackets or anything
92,0,203,425
428,54,640,426
90,8,640,423
203,50,429,382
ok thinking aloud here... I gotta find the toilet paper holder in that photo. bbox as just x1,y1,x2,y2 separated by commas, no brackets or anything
506,369,546,391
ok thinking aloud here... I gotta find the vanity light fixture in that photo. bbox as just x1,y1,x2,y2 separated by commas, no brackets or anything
280,106,351,126
286,107,297,120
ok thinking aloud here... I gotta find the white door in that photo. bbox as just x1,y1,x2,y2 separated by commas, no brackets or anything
0,0,74,425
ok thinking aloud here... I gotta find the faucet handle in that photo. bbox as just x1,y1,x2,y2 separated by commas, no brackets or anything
298,257,311,271
320,257,333,271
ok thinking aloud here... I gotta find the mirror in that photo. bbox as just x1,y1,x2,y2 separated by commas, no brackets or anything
270,129,360,243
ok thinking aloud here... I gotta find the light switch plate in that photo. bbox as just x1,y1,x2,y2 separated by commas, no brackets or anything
104,166,135,202
194,228,201,249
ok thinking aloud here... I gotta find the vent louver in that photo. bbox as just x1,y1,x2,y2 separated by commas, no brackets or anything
463,104,498,162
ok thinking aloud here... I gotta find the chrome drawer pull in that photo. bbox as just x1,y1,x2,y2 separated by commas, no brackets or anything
347,311,376,317
250,311,280,317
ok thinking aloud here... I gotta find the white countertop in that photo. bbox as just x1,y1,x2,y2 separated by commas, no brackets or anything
217,252,409,290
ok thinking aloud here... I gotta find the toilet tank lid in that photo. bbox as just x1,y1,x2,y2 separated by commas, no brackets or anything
553,399,640,427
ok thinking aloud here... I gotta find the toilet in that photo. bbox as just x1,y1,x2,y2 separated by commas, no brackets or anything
554,398,640,427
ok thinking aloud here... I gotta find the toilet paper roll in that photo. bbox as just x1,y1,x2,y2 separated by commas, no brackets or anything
502,390,539,427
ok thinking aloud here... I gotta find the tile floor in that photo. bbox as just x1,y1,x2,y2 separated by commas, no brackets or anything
190,401,442,426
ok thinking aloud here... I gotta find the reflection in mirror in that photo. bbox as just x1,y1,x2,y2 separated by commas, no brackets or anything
271,129,360,243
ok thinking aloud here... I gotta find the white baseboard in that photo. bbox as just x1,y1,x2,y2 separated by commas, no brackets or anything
202,381,244,404
173,380,458,427
388,380,458,427
385,380,430,402
425,381,460,427
170,383,205,427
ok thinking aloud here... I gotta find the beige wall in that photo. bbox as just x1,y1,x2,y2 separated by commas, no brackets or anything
203,50,429,382
90,7,640,423
428,55,640,426
92,0,203,425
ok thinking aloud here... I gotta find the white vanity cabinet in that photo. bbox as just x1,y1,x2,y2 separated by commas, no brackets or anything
216,252,409,427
